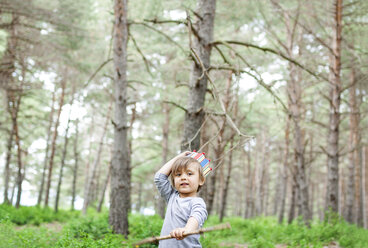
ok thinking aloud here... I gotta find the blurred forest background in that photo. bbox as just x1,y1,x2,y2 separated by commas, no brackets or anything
1,0,368,247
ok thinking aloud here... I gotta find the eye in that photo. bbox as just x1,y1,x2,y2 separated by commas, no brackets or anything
188,172,193,175
176,173,181,177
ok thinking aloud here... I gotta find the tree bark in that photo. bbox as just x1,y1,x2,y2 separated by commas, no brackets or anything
288,177,297,224
109,0,130,237
206,70,232,215
71,118,80,210
158,102,170,218
54,94,74,212
37,91,56,206
283,12,310,223
97,161,111,212
219,139,234,222
278,116,290,223
2,16,19,205
3,109,15,205
0,15,18,90
13,93,23,208
83,102,112,214
83,116,94,208
326,0,343,214
255,131,267,216
180,0,216,152
244,148,254,218
44,78,66,207
345,68,357,223
363,146,368,229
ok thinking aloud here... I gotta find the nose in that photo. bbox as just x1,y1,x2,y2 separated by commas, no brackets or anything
180,173,188,180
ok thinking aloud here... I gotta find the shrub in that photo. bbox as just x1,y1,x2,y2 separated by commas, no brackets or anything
0,204,80,226
64,211,111,239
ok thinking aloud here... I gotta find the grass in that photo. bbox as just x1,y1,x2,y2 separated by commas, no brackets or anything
0,204,368,247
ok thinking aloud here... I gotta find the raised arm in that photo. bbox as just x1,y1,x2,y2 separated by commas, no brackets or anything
157,151,191,176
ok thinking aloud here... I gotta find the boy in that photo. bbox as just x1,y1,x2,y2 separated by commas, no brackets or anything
154,151,208,247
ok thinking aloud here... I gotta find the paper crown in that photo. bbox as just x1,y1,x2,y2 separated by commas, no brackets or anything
187,150,212,177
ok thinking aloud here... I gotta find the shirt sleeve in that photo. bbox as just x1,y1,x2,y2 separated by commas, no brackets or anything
154,172,175,202
190,198,208,228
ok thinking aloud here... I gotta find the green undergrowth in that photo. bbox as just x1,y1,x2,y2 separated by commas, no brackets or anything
0,205,368,247
201,216,368,248
0,204,80,226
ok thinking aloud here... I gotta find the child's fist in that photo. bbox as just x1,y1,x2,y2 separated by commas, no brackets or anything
170,227,186,240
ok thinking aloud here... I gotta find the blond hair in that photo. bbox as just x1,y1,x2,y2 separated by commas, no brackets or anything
170,156,205,192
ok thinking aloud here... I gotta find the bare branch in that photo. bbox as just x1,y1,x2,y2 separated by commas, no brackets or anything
212,40,327,82
143,18,186,25
129,31,153,76
83,58,113,88
190,48,252,139
163,100,188,113
309,119,328,129
130,21,186,53
209,64,289,112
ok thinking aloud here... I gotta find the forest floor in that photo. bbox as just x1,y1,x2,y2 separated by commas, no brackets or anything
219,242,340,247
1,205,367,247
14,221,64,232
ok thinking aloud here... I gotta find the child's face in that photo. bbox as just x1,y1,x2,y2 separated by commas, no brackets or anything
173,162,204,198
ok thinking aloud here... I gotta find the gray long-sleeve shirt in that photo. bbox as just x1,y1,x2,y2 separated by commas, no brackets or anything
154,172,208,248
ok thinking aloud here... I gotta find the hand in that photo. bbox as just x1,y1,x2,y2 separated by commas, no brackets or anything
179,151,192,157
170,227,187,240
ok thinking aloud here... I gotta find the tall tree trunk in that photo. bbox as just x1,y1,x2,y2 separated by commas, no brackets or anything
3,112,15,205
54,94,74,212
14,93,23,209
278,116,290,223
83,102,112,214
97,161,111,213
109,0,130,237
136,181,142,213
247,148,257,218
206,71,232,215
355,145,363,227
363,146,368,228
285,20,310,224
218,71,235,220
256,131,266,216
263,152,270,216
219,139,234,222
198,122,210,203
326,0,343,214
354,86,363,227
37,91,56,206
158,102,170,218
0,15,18,90
71,118,80,210
288,177,297,224
180,0,216,152
244,148,254,218
83,116,95,208
273,158,282,216
10,180,16,205
345,68,357,223
309,131,315,219
2,16,18,204
44,79,66,207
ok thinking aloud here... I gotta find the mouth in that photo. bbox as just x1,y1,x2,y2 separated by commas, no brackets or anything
180,183,189,186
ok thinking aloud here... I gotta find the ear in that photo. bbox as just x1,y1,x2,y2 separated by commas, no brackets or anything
199,177,205,186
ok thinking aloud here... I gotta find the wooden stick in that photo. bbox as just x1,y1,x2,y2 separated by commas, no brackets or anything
132,222,231,246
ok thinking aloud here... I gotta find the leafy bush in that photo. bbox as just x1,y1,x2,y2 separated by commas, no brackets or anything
64,211,111,239
1,207,368,247
0,219,59,248
127,214,163,248
0,204,80,226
